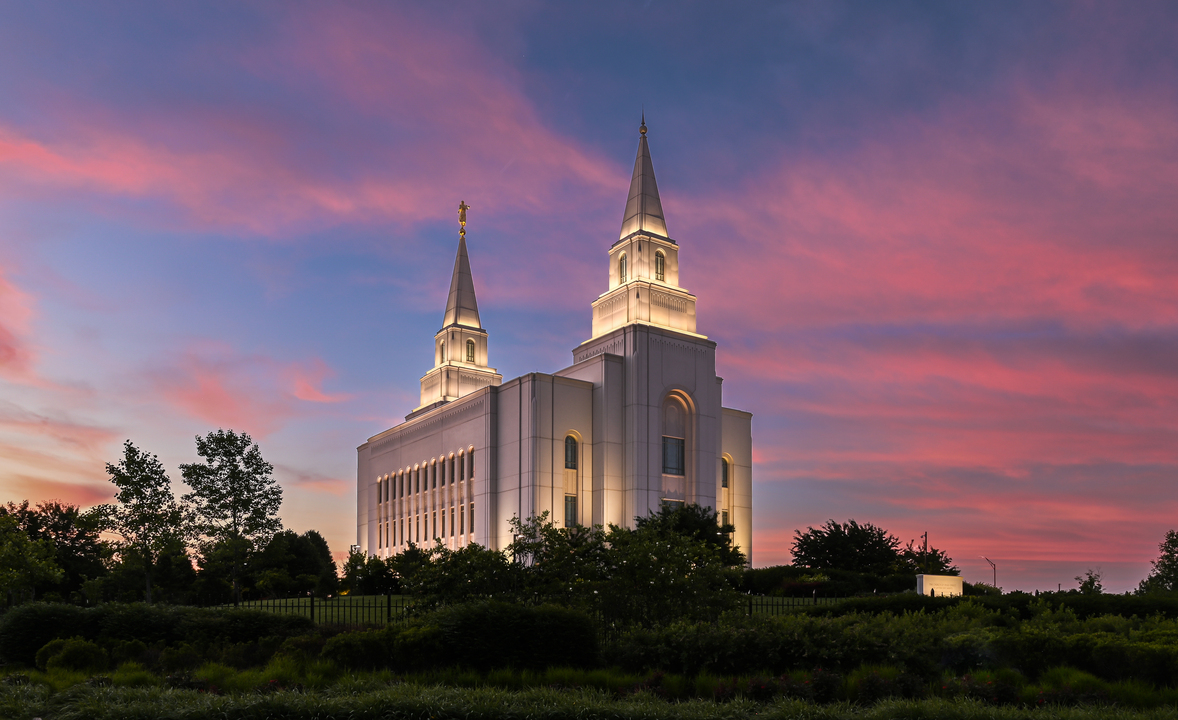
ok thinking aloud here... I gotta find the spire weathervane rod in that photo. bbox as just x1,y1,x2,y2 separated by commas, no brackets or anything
458,200,470,238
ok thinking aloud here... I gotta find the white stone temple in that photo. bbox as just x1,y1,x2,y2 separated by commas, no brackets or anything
356,120,754,562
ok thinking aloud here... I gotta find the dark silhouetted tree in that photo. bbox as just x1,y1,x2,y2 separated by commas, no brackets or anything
634,503,746,568
1139,530,1178,594
97,440,186,603
791,519,903,575
1,500,107,599
180,429,282,604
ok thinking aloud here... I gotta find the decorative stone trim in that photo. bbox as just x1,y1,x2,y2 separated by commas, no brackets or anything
652,335,708,353
371,397,485,452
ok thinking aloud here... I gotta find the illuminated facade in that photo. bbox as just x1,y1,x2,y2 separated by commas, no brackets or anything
356,121,754,562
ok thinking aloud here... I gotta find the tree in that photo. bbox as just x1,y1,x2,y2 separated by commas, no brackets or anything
634,503,746,568
180,429,282,604
254,529,339,597
96,440,186,603
1076,568,1103,595
1,500,107,599
0,515,62,603
1139,530,1178,594
341,549,398,596
791,519,903,575
900,539,959,575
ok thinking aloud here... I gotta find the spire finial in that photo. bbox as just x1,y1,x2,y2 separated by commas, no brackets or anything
458,200,470,238
640,111,646,136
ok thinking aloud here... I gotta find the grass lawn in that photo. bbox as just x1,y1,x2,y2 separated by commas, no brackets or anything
4,681,1178,720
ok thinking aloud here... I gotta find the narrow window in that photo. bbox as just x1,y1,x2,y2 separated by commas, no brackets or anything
450,455,456,483
468,449,475,480
431,462,437,489
722,510,729,528
414,468,419,494
564,436,578,470
721,458,730,488
459,503,465,534
440,341,445,363
466,339,475,362
459,452,466,481
469,502,474,535
662,437,685,476
450,507,455,536
619,254,627,283
433,510,437,539
564,494,577,527
655,251,665,281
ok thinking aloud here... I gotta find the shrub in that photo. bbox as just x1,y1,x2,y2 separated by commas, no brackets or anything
158,643,203,672
0,603,86,665
321,630,387,670
45,637,108,673
35,638,69,670
387,601,598,672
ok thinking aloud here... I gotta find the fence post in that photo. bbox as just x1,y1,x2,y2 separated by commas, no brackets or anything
386,593,391,624
309,594,315,624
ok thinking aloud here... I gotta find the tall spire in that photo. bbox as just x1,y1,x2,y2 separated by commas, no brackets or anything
619,116,669,240
442,201,481,329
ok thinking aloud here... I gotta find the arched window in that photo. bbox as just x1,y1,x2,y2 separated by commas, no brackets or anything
619,254,627,283
440,341,445,363
721,458,730,488
655,251,665,281
564,436,578,470
662,397,686,476
467,448,475,480
458,451,465,481
466,339,475,362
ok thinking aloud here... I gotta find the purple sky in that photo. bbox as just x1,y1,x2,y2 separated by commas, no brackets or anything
2,2,1177,591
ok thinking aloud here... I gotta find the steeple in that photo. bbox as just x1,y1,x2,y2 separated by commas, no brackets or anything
619,115,669,240
412,202,501,419
442,233,481,329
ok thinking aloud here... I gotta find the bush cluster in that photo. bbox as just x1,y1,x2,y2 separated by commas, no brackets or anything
0,602,313,666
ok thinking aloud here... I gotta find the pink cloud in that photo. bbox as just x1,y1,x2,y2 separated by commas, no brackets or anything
0,266,36,382
151,344,353,438
0,7,623,239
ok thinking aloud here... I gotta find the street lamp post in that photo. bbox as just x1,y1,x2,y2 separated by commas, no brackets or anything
983,556,997,588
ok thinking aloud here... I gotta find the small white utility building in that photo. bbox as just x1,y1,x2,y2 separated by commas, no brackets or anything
356,120,754,562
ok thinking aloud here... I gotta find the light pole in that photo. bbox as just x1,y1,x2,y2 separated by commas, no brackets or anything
983,556,997,588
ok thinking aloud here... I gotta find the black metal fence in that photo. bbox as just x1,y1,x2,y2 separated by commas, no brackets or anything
217,594,411,629
745,594,844,616
212,593,841,629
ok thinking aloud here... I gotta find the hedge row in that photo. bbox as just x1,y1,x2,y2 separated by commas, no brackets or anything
605,607,1178,686
797,592,1178,620
0,603,313,666
322,601,598,671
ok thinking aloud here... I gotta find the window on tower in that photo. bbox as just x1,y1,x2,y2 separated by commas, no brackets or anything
655,251,665,281
722,458,730,488
619,254,627,283
564,436,578,470
466,339,475,362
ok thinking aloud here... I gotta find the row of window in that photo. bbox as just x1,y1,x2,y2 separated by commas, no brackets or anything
377,450,474,502
617,250,667,284
379,502,473,549
439,339,476,364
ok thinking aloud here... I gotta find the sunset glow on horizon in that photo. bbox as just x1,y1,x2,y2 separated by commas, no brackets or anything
2,2,1177,591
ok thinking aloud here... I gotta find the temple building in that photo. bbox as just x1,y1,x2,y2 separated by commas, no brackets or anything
356,121,754,562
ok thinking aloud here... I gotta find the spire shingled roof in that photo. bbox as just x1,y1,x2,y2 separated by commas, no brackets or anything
618,117,669,240
442,234,481,329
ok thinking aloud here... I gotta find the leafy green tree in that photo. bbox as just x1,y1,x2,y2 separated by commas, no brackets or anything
508,512,609,604
597,520,741,627
900,539,959,575
1139,530,1178,594
180,429,282,604
402,542,520,610
341,549,398,596
254,529,339,597
96,440,186,603
0,514,62,602
634,503,746,568
1,501,107,600
1076,568,1103,595
791,519,903,575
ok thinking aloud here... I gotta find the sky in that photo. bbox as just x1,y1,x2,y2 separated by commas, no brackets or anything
1,1,1176,593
